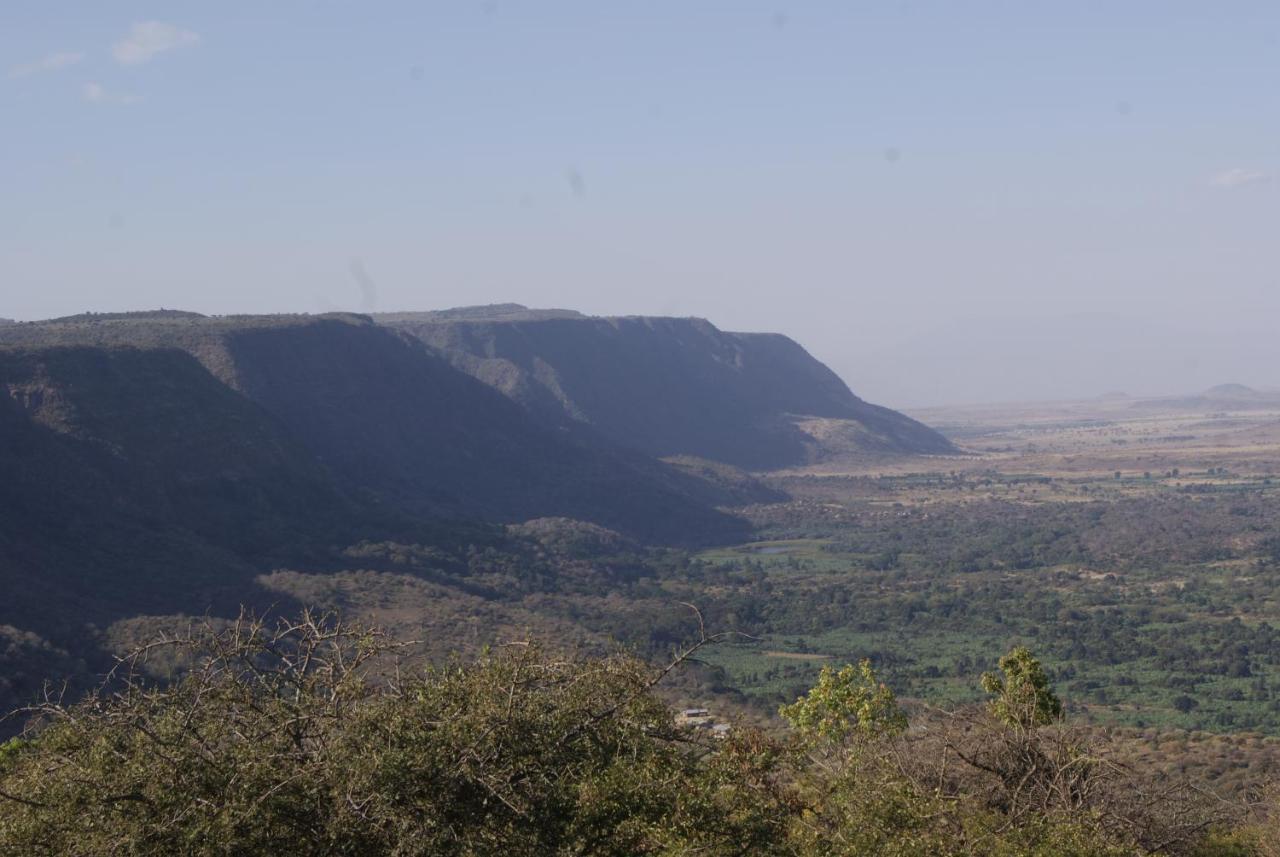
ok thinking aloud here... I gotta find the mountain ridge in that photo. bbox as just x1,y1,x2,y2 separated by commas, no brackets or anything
383,307,955,469
0,304,948,727
0,313,750,543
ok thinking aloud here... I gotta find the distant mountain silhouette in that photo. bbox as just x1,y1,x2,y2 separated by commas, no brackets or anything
384,305,954,469
1204,383,1258,397
1129,383,1280,412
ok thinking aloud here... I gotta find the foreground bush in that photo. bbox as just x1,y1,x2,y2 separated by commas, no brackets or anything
0,613,792,855
0,613,1264,855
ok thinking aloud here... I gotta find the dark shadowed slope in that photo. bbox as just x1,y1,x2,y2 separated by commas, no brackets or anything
0,313,749,545
382,306,955,470
0,345,355,640
0,314,755,719
216,317,751,541
0,344,350,713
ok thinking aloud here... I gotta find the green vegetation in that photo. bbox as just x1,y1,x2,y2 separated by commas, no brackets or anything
3,617,1270,855
779,658,907,740
671,490,1280,736
7,309,1280,850
982,646,1065,728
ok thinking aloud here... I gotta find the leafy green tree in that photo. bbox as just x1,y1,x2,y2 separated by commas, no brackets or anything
981,647,1064,729
779,659,906,742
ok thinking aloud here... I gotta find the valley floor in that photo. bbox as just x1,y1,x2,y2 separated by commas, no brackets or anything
684,396,1280,794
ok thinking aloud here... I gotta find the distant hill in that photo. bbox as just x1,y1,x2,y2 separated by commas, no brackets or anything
42,309,206,324
383,306,955,469
1130,383,1280,412
1204,383,1258,397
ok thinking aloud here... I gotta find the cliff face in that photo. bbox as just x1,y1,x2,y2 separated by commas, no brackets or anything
213,318,750,540
0,314,749,545
385,309,955,470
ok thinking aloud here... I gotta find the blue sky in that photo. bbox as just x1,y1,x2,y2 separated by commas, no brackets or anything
4,2,1279,404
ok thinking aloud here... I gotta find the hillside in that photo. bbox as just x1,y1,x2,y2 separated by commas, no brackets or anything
0,344,362,715
0,314,761,719
0,306,943,722
0,345,356,631
0,313,749,544
384,306,954,470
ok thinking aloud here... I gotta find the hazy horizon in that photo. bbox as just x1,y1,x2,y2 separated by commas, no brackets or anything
6,3,1279,407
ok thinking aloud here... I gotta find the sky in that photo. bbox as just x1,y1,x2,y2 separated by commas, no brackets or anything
3,2,1279,406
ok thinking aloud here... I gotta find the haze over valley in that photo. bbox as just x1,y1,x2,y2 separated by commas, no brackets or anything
7,4,1280,853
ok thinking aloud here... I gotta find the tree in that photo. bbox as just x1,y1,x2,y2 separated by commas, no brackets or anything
981,646,1064,729
779,659,906,743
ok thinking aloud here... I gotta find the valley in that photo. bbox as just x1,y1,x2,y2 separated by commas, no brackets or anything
698,395,1280,720
0,307,941,727
5,311,1280,801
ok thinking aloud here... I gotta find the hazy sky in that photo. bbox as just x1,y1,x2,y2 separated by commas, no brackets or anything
4,2,1279,406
